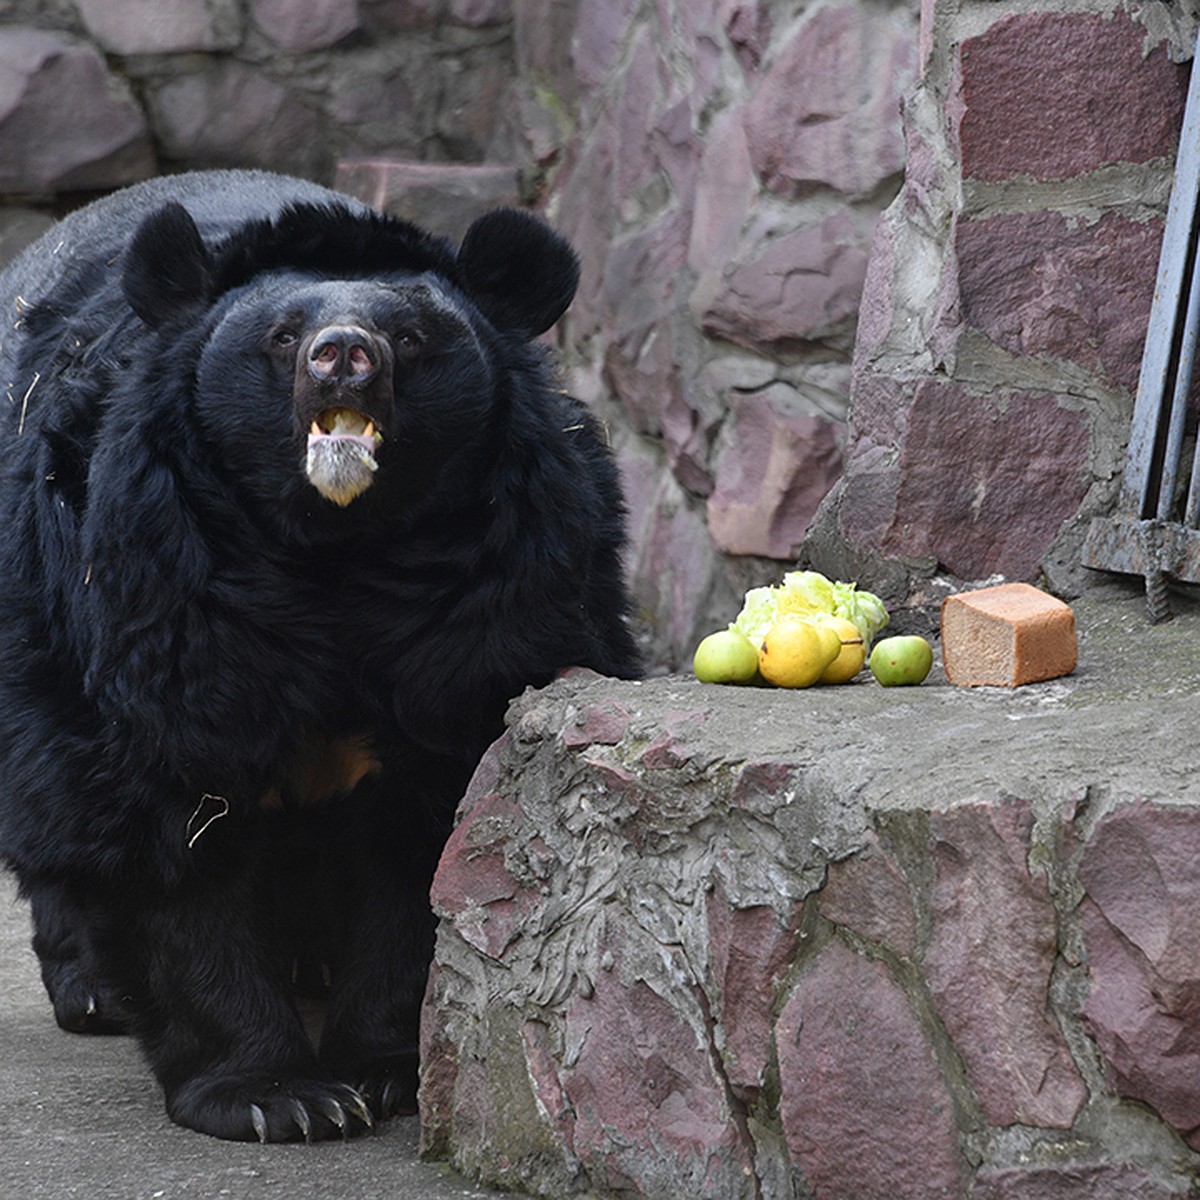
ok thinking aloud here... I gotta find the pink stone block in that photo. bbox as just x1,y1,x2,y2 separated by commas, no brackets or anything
333,160,521,239
450,0,510,25
880,381,1091,580
706,885,800,1098
0,29,154,193
519,1019,574,1146
974,1164,1181,1200
153,63,322,178
687,106,757,283
924,801,1086,1128
1081,802,1200,1146
778,938,968,1197
851,213,898,363
956,211,1162,394
561,700,632,749
706,387,843,560
639,709,709,770
820,831,917,956
743,2,917,200
571,0,642,89
731,761,796,811
958,11,1188,182
699,210,872,353
562,956,755,1197
724,1,772,75
430,791,540,961
251,0,360,51
618,442,724,669
77,0,236,54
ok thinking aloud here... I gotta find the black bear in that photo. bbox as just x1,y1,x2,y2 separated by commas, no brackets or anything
0,170,640,1141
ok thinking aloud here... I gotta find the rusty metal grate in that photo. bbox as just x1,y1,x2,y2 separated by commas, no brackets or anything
1082,31,1200,621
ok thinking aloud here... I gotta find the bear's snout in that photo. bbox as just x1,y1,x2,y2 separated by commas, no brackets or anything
306,325,383,386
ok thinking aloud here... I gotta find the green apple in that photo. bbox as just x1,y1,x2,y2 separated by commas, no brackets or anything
693,628,760,684
869,635,934,686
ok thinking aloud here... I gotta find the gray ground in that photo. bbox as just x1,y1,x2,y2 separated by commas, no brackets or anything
0,874,502,1200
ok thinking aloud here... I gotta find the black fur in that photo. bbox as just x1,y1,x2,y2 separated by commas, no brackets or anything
0,171,639,1141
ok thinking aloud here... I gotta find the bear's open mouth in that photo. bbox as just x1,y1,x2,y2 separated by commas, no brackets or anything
305,407,383,506
306,406,384,454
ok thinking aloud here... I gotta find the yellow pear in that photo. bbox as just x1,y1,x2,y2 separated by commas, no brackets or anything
758,615,839,688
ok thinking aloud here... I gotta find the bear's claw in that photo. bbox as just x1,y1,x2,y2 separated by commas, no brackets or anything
172,1077,374,1142
249,1103,268,1144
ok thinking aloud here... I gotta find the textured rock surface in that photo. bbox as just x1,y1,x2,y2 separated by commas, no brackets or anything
0,29,154,193
1081,804,1200,1148
838,380,1094,580
924,802,1086,1128
957,10,1188,182
75,0,240,54
805,1,1192,606
706,388,843,560
334,160,520,239
535,0,920,665
778,940,969,1198
422,588,1200,1197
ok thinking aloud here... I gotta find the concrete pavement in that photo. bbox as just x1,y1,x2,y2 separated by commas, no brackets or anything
0,873,503,1200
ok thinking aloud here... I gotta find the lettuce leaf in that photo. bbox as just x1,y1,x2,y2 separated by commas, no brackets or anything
731,570,889,648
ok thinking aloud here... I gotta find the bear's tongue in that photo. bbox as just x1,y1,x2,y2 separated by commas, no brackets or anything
307,406,381,454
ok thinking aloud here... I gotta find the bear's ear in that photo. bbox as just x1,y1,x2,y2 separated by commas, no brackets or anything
122,202,214,328
457,209,580,339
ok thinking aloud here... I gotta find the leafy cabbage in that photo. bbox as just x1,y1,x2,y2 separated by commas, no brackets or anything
731,570,889,648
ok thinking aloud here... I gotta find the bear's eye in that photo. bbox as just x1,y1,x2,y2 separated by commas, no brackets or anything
394,331,422,358
271,328,298,349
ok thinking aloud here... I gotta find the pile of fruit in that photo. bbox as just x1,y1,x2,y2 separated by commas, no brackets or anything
692,570,933,688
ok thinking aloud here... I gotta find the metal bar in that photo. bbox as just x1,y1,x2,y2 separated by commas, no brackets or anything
1081,29,1200,620
1158,218,1200,521
1118,28,1200,517
1186,413,1200,526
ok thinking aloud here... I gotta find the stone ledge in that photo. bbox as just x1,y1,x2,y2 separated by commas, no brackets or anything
420,587,1200,1198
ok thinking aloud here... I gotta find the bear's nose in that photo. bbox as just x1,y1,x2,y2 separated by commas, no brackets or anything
307,325,380,385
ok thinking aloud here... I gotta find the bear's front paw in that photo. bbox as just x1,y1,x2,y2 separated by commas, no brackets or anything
44,969,133,1035
168,1075,375,1142
354,1050,420,1121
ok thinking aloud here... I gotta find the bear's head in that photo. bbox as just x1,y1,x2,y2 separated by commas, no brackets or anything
119,200,580,510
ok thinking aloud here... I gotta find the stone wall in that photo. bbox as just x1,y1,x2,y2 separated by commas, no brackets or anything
0,0,921,671
513,0,920,668
0,0,1195,673
421,590,1200,1198
803,0,1197,610
0,0,515,193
